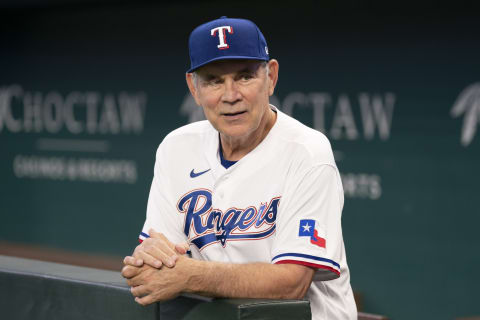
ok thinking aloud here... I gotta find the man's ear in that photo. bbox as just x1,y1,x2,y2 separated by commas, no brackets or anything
267,59,279,96
186,73,202,106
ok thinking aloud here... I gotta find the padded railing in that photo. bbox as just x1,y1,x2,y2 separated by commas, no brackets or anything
0,255,311,320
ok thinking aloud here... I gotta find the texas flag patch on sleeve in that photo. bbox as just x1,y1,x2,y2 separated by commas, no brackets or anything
299,219,326,248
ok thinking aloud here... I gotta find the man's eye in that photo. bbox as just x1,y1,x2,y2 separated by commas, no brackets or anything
206,79,221,86
241,74,253,80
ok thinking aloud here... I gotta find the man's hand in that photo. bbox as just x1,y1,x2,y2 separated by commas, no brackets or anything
125,256,192,305
123,229,189,269
121,230,192,306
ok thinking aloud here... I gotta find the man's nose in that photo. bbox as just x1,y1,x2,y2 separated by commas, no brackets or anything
221,79,241,103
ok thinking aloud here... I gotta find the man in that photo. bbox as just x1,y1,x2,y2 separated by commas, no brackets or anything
122,16,357,319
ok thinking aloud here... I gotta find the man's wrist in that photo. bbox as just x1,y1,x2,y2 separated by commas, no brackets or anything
182,258,216,295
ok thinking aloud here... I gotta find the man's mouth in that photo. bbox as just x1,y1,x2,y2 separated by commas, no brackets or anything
223,111,246,116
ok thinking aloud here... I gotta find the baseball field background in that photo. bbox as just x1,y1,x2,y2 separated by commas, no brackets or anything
1,1,479,319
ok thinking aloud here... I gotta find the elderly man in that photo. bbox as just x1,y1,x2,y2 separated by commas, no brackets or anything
122,16,357,320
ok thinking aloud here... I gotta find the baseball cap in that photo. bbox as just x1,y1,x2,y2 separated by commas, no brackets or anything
187,16,269,73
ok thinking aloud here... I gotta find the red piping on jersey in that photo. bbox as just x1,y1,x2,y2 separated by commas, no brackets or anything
275,260,340,276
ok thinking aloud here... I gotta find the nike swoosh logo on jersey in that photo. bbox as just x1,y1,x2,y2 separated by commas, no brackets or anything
190,168,211,178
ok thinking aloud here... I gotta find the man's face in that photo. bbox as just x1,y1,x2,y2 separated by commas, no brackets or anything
186,59,278,141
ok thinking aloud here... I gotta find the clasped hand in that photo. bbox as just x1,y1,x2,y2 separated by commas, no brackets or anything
121,229,190,305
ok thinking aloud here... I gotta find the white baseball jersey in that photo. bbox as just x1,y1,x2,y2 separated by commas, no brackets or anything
140,106,357,320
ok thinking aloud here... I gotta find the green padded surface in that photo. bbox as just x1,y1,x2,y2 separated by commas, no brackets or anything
183,298,312,320
0,255,311,320
0,255,158,320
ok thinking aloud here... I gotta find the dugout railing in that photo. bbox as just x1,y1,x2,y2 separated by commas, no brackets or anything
0,255,311,320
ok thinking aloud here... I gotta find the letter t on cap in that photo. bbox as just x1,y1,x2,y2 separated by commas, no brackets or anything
211,26,233,49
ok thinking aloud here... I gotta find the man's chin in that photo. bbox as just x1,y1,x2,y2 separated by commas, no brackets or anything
219,126,252,140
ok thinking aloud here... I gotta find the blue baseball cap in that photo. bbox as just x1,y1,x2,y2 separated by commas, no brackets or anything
187,16,269,73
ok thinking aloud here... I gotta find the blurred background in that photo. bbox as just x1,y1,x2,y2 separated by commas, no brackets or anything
1,0,479,319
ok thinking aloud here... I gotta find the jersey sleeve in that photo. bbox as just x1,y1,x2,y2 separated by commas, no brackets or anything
139,143,188,245
271,164,345,281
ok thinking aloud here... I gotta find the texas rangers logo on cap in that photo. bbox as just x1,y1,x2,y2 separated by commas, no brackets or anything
211,26,233,49
187,16,269,73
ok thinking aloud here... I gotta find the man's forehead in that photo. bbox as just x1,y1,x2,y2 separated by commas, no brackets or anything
196,59,263,76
